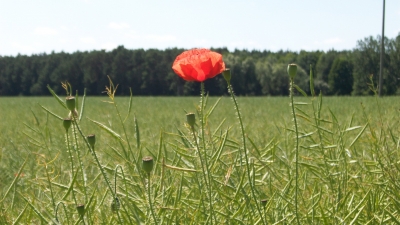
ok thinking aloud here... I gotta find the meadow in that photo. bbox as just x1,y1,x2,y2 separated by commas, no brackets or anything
1,91,400,224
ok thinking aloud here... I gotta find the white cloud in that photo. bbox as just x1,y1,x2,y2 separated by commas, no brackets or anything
146,35,176,42
11,42,36,53
80,37,97,44
101,42,117,51
227,40,261,50
108,22,130,30
125,31,177,43
34,27,58,36
322,38,343,44
59,39,70,44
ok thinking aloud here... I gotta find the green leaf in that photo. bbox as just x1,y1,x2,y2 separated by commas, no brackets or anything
79,88,86,121
310,64,315,97
124,88,133,123
1,158,28,202
38,104,63,121
47,85,67,109
293,84,307,97
87,117,123,141
134,114,140,148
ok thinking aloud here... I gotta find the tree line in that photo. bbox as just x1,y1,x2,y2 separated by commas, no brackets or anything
0,34,399,96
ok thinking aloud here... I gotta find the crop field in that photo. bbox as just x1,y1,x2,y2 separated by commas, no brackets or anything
1,92,400,224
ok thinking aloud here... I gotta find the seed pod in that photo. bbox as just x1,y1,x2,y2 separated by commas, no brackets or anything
76,204,85,217
63,118,72,131
260,199,269,207
186,113,195,127
110,197,121,213
287,64,298,79
142,156,154,174
222,69,231,82
66,96,76,111
87,134,96,149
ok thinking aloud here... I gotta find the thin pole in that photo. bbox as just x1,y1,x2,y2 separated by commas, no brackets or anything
379,0,385,96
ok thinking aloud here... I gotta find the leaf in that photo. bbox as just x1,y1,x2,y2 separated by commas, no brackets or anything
79,88,86,121
47,85,67,109
310,64,315,97
124,88,133,123
345,126,362,132
19,193,49,224
205,97,221,119
348,124,367,149
1,158,28,202
163,163,197,172
38,104,63,121
293,84,307,97
134,114,140,148
30,108,40,126
87,117,123,141
12,204,28,225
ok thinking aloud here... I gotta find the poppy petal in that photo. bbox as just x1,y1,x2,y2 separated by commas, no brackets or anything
172,48,225,82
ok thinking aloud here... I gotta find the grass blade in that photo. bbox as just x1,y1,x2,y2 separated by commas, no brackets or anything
38,104,63,121
87,117,123,141
310,64,315,97
124,88,133,123
134,114,140,148
79,88,86,121
1,158,28,202
47,85,67,109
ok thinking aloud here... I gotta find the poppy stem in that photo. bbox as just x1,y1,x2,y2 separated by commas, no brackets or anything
65,131,78,206
198,82,215,223
226,79,266,224
290,77,301,225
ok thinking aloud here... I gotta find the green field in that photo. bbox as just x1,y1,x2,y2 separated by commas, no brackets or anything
1,94,400,224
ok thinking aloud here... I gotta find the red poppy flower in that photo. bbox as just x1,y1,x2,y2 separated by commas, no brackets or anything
172,48,226,82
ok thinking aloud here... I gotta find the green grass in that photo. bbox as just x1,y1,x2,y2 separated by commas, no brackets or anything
1,94,400,224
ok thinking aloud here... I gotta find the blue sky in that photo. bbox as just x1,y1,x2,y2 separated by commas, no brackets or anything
1,0,399,56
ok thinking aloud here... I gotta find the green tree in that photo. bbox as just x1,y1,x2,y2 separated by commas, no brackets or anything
328,58,353,95
352,36,390,95
386,33,400,94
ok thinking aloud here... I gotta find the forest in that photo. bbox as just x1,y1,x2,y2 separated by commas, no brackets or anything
0,34,399,96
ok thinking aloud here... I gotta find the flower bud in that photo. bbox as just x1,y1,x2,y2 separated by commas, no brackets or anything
222,69,231,82
142,156,154,174
66,96,76,111
76,204,85,217
186,113,196,127
87,134,96,149
287,64,297,79
63,118,72,131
